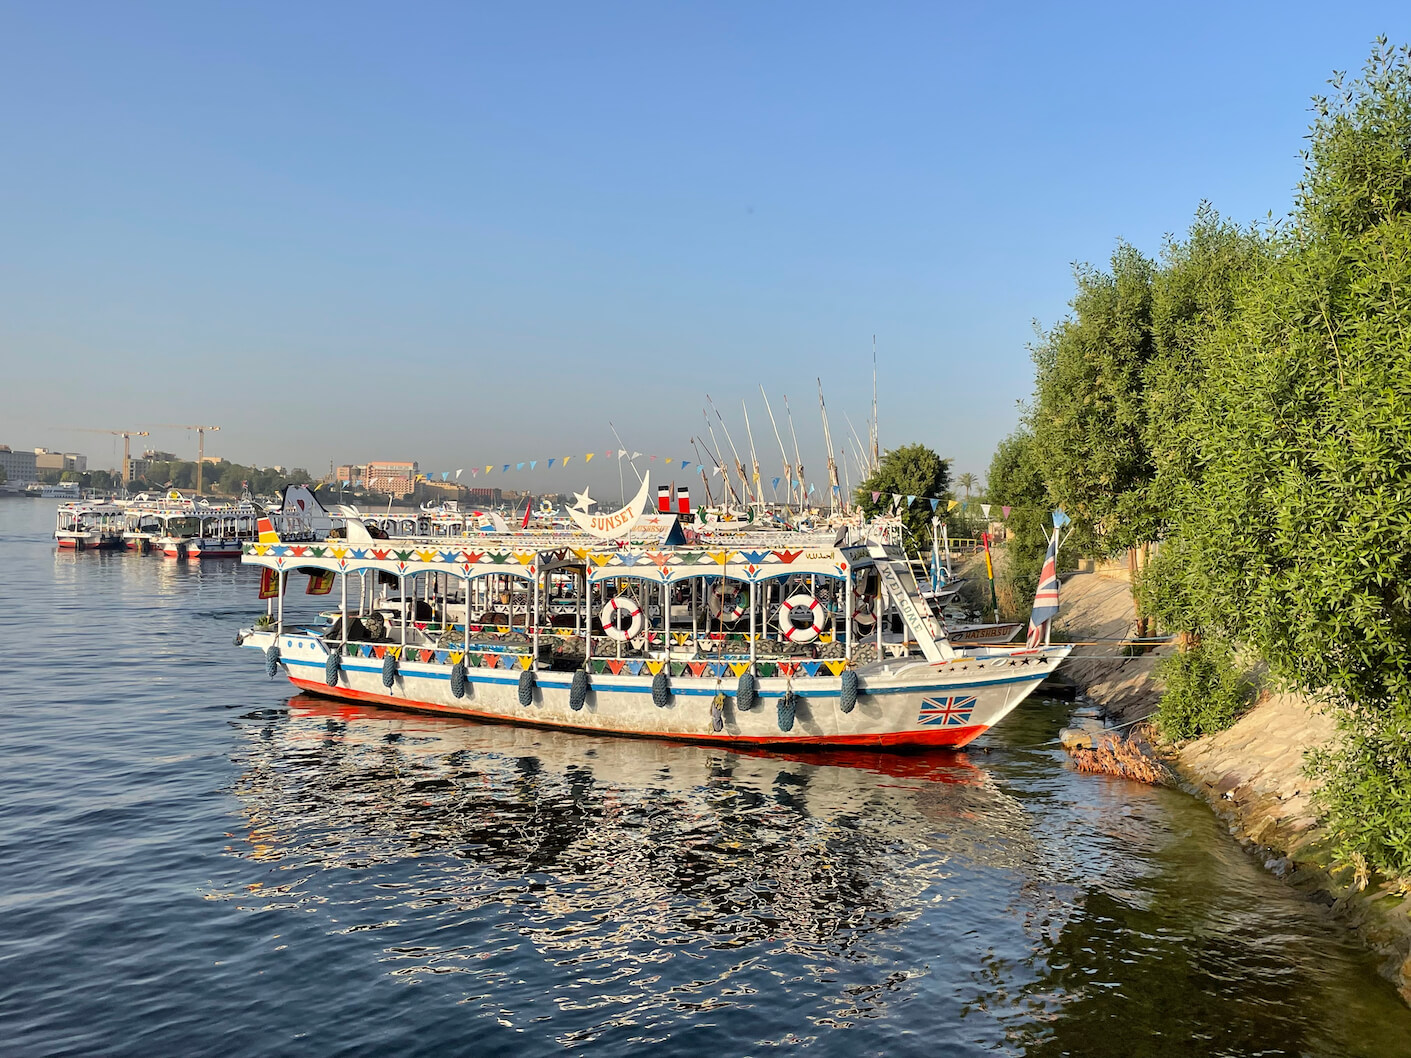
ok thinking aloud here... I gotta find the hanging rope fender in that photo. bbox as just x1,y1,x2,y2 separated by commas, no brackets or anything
450,660,468,699
777,689,798,732
840,668,858,713
569,668,589,711
776,593,830,644
265,644,281,679
736,671,756,711
599,596,644,642
652,668,671,707
518,667,536,706
381,650,399,688
325,650,341,687
710,690,726,732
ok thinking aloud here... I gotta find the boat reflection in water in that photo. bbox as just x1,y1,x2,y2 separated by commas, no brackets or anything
229,695,1043,1046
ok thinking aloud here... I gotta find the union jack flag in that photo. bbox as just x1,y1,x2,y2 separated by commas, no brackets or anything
1027,529,1061,647
918,695,977,726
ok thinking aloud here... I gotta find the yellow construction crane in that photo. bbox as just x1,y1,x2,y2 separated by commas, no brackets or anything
149,424,221,494
60,429,151,482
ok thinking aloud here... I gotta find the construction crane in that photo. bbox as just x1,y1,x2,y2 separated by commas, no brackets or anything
60,429,151,482
149,424,221,494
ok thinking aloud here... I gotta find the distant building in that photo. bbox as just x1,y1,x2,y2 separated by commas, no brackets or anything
0,445,38,485
465,487,503,505
335,464,365,487
33,449,88,475
366,460,419,497
141,450,180,462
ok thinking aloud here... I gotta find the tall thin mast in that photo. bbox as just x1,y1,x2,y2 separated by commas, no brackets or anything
690,439,715,506
817,378,840,514
703,410,739,506
844,411,869,475
871,337,880,471
741,399,763,507
784,394,805,508
708,394,752,503
759,387,794,509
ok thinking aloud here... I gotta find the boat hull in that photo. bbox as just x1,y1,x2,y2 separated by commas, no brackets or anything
242,630,1068,749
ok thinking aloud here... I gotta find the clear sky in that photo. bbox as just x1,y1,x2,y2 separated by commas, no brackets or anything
2,2,1405,495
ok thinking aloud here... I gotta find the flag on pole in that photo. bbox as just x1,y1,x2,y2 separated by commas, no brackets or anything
1053,508,1071,528
1026,530,1061,648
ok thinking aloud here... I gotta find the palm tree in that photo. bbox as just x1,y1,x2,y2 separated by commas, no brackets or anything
956,472,977,502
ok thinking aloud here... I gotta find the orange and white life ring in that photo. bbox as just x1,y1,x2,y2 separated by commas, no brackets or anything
852,597,877,633
708,582,748,622
777,593,830,643
600,595,644,641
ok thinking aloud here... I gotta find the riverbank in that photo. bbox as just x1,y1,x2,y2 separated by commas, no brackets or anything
1046,564,1411,1003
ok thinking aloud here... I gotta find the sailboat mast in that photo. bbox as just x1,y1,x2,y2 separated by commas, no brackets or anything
871,337,880,471
690,439,715,506
741,399,763,507
759,387,794,510
817,378,840,514
703,410,738,506
783,394,805,508
708,394,752,503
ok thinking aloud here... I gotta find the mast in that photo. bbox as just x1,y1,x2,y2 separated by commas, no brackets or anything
690,439,715,506
784,394,805,508
817,378,840,514
759,387,794,509
843,411,869,476
871,337,880,471
703,410,739,506
708,394,752,504
741,399,763,508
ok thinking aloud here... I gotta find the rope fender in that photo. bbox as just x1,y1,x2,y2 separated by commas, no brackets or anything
381,650,398,688
265,644,280,679
518,668,536,706
651,668,671,708
569,668,589,711
840,668,858,714
777,689,798,732
450,661,467,699
325,650,340,687
736,671,756,711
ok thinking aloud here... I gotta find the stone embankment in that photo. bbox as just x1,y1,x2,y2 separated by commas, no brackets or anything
1045,563,1411,1003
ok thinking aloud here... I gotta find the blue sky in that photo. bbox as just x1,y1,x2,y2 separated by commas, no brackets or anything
1,2,1404,496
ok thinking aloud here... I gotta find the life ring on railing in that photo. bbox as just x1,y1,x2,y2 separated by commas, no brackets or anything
599,596,644,641
777,593,830,643
852,597,877,633
708,583,747,622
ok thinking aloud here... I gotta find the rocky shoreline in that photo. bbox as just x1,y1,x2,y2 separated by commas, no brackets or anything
1047,566,1411,1004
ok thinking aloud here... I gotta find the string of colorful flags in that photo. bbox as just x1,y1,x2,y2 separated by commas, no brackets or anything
867,491,1073,524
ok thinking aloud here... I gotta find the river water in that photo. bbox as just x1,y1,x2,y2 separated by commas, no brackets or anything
2,499,1408,1057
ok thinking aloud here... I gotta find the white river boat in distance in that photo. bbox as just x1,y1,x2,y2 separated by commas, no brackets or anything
236,477,1071,750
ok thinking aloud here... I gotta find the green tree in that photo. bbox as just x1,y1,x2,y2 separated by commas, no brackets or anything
986,426,1053,617
955,472,977,501
1145,40,1411,878
1030,243,1159,552
855,444,950,554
